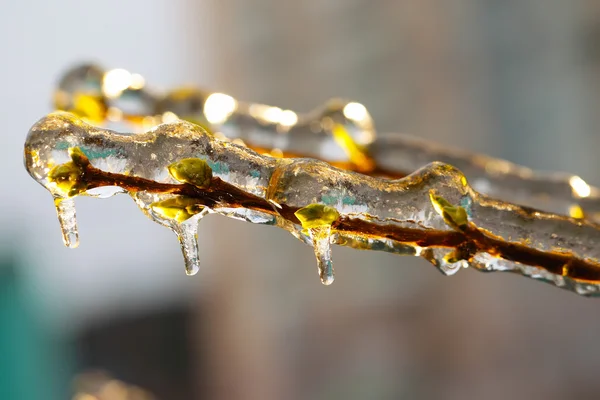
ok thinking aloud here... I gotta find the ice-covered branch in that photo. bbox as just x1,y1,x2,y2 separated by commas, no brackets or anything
24,113,600,296
54,63,600,221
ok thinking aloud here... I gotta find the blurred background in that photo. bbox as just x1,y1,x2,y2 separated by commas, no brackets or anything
3,0,600,399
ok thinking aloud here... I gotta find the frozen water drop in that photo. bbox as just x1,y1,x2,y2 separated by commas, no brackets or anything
185,260,200,276
66,232,79,248
320,270,335,286
420,247,465,276
438,259,465,276
309,226,335,285
54,196,79,248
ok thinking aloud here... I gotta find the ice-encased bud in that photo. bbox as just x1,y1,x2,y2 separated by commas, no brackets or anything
167,158,213,189
295,204,340,285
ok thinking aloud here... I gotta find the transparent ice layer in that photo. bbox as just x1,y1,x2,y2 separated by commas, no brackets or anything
24,113,600,295
55,63,600,222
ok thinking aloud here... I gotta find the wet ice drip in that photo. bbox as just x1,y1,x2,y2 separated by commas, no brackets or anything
24,113,600,296
55,63,600,223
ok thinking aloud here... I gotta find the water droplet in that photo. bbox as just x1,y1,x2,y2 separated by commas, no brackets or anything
308,226,334,285
438,259,465,276
54,196,79,248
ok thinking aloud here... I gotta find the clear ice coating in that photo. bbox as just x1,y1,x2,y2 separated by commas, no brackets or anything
54,63,600,222
54,63,376,171
23,112,600,295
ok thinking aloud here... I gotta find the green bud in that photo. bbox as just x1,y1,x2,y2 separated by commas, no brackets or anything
429,191,469,230
295,203,340,229
48,161,86,197
167,158,212,188
150,196,204,223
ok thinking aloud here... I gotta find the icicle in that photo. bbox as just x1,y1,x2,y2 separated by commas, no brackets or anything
53,195,79,248
308,225,335,285
173,211,207,276
150,195,209,276
294,204,340,285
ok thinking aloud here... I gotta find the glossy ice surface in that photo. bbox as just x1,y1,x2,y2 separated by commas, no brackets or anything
24,113,600,295
56,63,600,222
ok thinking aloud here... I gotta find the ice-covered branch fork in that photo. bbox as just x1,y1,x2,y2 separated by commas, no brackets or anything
24,113,600,296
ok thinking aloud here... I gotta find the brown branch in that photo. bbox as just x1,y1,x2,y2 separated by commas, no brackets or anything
78,163,600,285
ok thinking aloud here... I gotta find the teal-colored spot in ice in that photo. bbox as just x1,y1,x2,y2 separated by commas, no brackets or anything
56,142,118,160
81,147,119,160
342,195,356,205
320,194,337,206
460,196,473,218
321,193,355,206
206,160,230,174
56,141,69,151
249,169,261,178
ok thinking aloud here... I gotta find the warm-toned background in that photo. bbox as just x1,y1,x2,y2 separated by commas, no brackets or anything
2,1,600,399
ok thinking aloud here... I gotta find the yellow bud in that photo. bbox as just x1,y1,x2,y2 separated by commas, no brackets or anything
150,196,204,223
48,162,86,197
167,158,212,188
569,204,585,220
71,93,107,123
429,191,469,230
295,203,340,229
